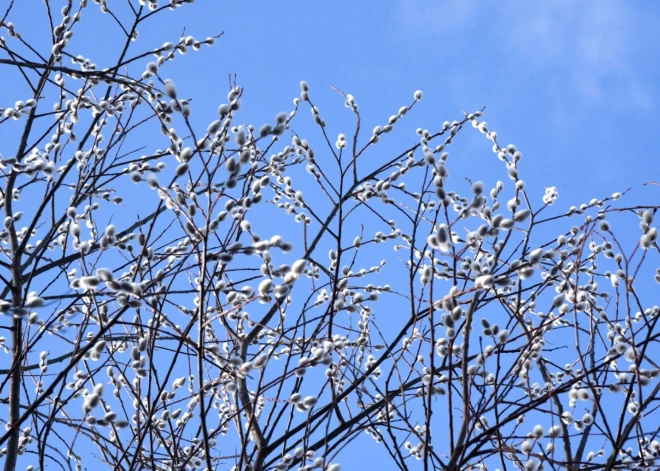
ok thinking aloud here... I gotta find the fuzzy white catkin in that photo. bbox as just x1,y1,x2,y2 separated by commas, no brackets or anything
284,259,307,284
528,248,543,265
520,440,533,455
475,275,493,289
83,393,100,412
552,293,565,308
258,279,273,294
253,354,268,369
80,276,100,289
497,329,509,343
302,396,318,407
173,377,186,388
500,219,514,230
26,293,45,307
175,163,188,176
532,424,544,438
513,209,531,222
164,80,177,99
548,425,562,438
97,268,113,281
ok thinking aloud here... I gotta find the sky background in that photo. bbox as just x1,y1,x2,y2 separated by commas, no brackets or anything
5,0,659,223
138,1,660,468
157,0,660,203
2,0,660,469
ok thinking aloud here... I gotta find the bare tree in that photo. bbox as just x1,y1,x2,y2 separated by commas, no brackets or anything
1,2,660,471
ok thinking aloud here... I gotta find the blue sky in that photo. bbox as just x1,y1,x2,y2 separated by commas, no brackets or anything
7,0,658,206
157,0,660,203
2,1,660,470
142,2,660,468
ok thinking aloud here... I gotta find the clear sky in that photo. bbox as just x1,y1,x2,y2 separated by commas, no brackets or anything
149,0,660,205
141,2,660,469
2,1,660,470
4,0,659,220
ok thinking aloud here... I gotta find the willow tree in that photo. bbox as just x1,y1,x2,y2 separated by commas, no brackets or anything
1,2,659,471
